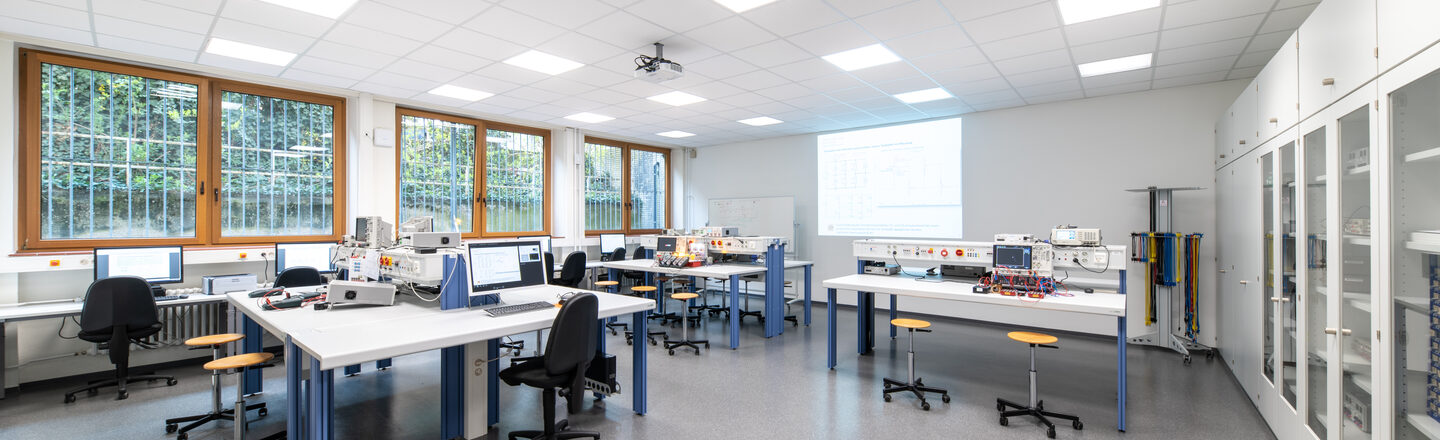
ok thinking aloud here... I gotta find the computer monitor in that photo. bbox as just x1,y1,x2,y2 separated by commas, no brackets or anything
656,236,677,252
93,246,183,284
993,244,1033,270
275,242,338,275
519,235,552,254
468,241,547,293
599,233,625,255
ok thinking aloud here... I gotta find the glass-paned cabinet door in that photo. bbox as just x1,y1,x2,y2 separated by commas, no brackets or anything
1265,151,1277,385
1392,68,1440,439
1304,126,1330,438
1336,103,1373,439
1282,141,1299,407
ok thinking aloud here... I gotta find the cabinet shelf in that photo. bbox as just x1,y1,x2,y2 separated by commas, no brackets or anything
1404,146,1440,163
1346,165,1370,176
1346,235,1371,246
1406,240,1440,255
1408,414,1440,440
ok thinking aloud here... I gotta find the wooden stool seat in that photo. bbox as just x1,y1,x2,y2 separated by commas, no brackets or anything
204,353,274,371
890,318,931,329
1007,331,1058,345
671,292,699,300
784,281,793,286
631,286,657,292
595,281,619,286
185,333,244,347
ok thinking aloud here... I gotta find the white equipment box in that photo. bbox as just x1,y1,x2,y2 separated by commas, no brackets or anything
327,280,396,306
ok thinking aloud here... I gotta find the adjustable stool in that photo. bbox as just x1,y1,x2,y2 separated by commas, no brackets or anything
738,274,764,323
165,334,268,439
663,292,709,355
997,331,1082,438
624,286,667,346
597,281,627,336
882,318,950,411
204,352,275,440
780,280,799,326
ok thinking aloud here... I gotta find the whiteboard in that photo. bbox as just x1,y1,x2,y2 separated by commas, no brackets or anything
708,196,796,254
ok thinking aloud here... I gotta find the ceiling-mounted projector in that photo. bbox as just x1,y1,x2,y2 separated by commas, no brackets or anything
634,42,683,83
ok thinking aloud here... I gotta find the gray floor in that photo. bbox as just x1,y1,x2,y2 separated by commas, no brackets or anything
0,300,1273,439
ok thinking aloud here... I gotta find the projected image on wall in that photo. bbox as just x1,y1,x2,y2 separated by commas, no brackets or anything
817,118,962,238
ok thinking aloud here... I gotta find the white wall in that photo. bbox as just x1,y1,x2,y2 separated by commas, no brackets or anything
687,80,1244,338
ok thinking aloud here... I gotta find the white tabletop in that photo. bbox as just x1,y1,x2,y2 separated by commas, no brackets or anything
822,274,1125,317
600,259,771,278
229,284,654,370
785,260,814,268
0,294,227,322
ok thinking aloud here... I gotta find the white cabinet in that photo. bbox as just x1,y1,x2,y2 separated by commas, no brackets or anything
1219,81,1260,169
1298,0,1377,119
1377,0,1440,71
1259,33,1302,143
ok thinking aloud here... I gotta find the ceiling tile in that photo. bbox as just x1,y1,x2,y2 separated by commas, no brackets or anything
1005,65,1078,87
93,15,204,50
1154,55,1235,79
872,76,942,94
1156,37,1247,64
0,16,92,45
1152,70,1228,88
1258,4,1317,34
689,80,747,99
386,59,465,83
784,94,845,108
1069,32,1158,64
1246,30,1291,52
785,21,875,57
305,41,398,70
220,0,335,38
280,68,360,89
575,11,669,51
849,62,922,83
96,34,195,63
718,92,774,107
405,45,494,73
624,36,719,67
910,99,972,115
373,0,494,25
3,0,91,30
1274,0,1319,8
908,46,987,73
768,58,841,82
1081,69,1153,88
578,88,636,105
1024,89,1086,105
535,33,627,64
549,96,608,112
730,39,810,68
365,70,431,90
1063,7,1162,46
1227,65,1262,79
980,28,1066,60
938,0,1046,22
944,76,1011,95
754,82,813,100
825,86,889,102
464,6,566,46
741,0,845,37
93,0,212,34
474,62,551,86
289,56,377,81
211,19,313,54
723,69,791,90
563,66,633,88
886,25,975,59
929,63,1001,84
506,86,567,103
1234,49,1277,68
961,3,1059,43
146,0,222,14
993,48,1071,76
969,98,1026,112
323,23,424,57
197,52,288,77
1016,78,1081,97
853,0,953,40
1085,80,1152,96
448,74,522,95
501,0,616,29
688,16,776,52
344,2,453,42
430,27,526,61
800,73,866,92
607,80,672,98
529,77,593,96
474,94,541,111
1159,14,1264,49
1164,0,1271,29
625,0,730,34
686,54,761,80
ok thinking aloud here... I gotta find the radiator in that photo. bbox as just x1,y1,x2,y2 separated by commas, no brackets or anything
153,302,228,347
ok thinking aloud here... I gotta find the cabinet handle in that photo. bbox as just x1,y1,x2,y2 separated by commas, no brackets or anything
1269,117,1279,123
1324,328,1353,336
1239,280,1249,284
1219,269,1228,273
1239,140,1247,145
1270,297,1280,302
1322,78,1335,86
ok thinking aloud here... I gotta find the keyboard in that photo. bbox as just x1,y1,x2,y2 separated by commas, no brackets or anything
154,295,189,302
480,301,554,317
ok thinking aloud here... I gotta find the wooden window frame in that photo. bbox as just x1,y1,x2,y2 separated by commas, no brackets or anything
16,49,347,252
394,108,551,239
583,137,671,236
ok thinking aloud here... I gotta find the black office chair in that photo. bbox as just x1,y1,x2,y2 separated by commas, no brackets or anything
621,246,648,288
64,276,178,402
499,292,601,440
555,252,588,288
544,252,556,284
275,267,324,288
594,248,626,283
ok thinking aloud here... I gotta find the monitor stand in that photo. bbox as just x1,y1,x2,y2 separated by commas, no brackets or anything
149,284,166,297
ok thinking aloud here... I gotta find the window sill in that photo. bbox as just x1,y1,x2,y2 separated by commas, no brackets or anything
2,245,276,275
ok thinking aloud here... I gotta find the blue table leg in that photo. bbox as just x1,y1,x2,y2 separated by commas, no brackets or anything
827,288,837,369
729,274,741,349
1118,316,1127,432
440,345,464,439
632,310,647,415
308,358,334,440
286,337,302,438
804,266,812,326
242,314,263,395
888,295,897,339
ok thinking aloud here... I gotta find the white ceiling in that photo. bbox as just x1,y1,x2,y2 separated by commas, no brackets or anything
0,0,1318,147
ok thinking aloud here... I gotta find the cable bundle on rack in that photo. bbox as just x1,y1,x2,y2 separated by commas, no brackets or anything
1183,233,1202,339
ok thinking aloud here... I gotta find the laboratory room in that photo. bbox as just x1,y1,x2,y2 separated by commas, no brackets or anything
0,0,1429,438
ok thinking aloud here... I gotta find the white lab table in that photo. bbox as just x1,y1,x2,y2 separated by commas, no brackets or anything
0,294,228,399
821,274,1129,431
228,285,654,440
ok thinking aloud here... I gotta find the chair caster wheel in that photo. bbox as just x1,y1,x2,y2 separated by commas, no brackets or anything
117,390,128,400
921,401,930,411
999,417,1008,426
882,394,891,402
178,433,188,440
88,389,98,396
997,402,1005,411
259,408,268,417
1183,355,1192,365
1073,420,1083,430
1047,427,1056,438
167,378,178,386
915,378,923,386
649,339,658,346
942,394,950,403
668,349,675,355
694,349,700,356
64,394,76,404
166,423,178,433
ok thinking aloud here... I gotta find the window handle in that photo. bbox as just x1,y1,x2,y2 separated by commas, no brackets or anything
214,187,220,202
199,181,205,195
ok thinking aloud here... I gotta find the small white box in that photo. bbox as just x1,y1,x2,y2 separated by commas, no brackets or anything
203,274,258,295
328,280,396,306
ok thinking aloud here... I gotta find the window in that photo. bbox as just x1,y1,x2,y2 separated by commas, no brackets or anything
18,50,346,250
583,138,670,234
395,109,549,238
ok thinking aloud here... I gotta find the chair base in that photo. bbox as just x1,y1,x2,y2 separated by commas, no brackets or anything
882,377,949,411
165,402,268,439
623,330,666,346
604,321,627,336
738,309,763,322
663,338,708,355
508,419,600,440
997,398,1082,439
64,374,176,403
